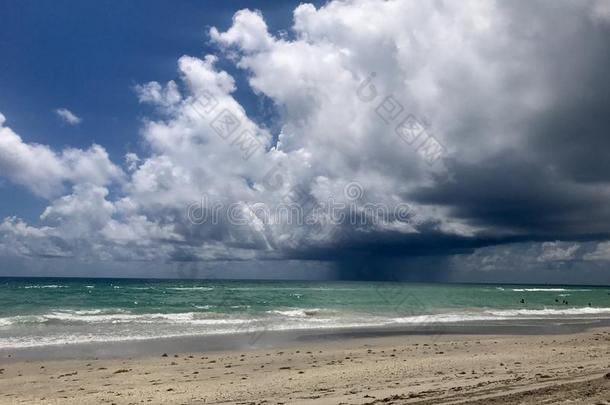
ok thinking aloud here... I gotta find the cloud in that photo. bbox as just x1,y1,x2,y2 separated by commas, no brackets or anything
0,113,123,198
1,0,610,281
590,0,610,24
54,108,82,125
537,241,580,262
583,241,610,261
210,9,273,52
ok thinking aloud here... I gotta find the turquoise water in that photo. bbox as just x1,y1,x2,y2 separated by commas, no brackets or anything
0,278,609,348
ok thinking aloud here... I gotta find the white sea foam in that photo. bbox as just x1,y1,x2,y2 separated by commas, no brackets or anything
0,315,46,326
23,285,67,289
0,332,197,349
511,288,591,292
2,305,610,349
391,307,610,323
269,308,323,317
391,313,497,324
3,306,609,328
485,307,610,317
167,287,214,291
226,287,360,291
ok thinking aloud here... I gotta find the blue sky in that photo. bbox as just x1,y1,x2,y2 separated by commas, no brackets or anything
0,0,307,222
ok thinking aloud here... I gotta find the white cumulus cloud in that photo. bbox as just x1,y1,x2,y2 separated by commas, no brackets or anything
0,115,123,198
54,108,82,125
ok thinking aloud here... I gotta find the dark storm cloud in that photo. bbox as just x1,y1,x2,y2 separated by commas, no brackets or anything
411,153,610,237
527,74,610,184
290,0,610,280
388,1,610,260
516,2,610,184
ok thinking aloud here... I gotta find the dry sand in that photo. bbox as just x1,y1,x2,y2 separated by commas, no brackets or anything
0,327,609,404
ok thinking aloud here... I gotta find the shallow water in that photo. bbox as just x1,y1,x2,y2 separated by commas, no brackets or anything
1,278,608,348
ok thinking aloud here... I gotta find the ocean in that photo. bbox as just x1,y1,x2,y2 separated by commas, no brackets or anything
1,278,609,349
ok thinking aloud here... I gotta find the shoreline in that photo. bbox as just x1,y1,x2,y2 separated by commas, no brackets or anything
0,326,608,404
2,317,610,361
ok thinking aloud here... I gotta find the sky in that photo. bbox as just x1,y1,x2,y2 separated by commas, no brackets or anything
1,0,610,284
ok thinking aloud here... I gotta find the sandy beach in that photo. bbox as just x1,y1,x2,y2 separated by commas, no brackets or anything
1,327,609,404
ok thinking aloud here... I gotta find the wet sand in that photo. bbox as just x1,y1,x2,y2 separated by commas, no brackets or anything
0,327,609,404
